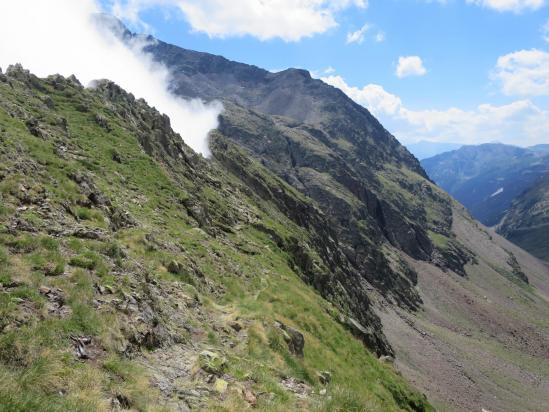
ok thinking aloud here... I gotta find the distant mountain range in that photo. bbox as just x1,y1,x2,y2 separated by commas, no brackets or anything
422,143,549,260
422,143,549,226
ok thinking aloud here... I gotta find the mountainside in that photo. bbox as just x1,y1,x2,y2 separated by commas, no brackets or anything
0,65,432,412
1,36,549,412
498,173,549,261
141,37,549,411
422,143,549,226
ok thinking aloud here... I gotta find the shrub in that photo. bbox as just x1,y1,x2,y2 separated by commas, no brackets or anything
69,255,96,270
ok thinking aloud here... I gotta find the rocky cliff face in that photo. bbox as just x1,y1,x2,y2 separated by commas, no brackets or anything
146,38,467,313
498,173,549,261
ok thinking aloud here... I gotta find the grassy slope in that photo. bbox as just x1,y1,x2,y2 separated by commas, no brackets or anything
0,69,431,411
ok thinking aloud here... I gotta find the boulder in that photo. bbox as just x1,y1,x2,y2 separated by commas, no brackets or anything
379,355,395,364
317,370,332,385
214,378,228,394
275,321,304,357
199,350,227,375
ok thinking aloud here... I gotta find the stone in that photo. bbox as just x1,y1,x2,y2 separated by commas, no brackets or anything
317,370,332,385
167,260,182,275
228,321,243,332
243,388,257,406
198,350,227,375
379,355,395,364
214,378,228,394
275,321,304,357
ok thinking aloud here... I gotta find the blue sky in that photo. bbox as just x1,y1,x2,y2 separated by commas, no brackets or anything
99,0,549,147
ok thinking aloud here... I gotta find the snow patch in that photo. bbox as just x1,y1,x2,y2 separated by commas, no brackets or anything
490,187,504,197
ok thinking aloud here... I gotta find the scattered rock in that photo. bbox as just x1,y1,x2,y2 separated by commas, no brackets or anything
214,378,228,394
379,355,395,364
39,286,71,318
274,321,304,357
167,260,183,275
242,388,257,406
94,113,112,132
280,377,311,399
109,208,137,231
228,321,243,332
44,262,64,277
198,350,227,375
317,370,332,385
71,227,107,240
114,393,132,409
70,335,92,360
25,118,44,138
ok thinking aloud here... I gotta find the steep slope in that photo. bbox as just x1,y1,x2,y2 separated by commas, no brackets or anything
139,37,549,412
146,37,466,311
380,203,549,412
498,173,549,261
421,143,549,226
0,66,433,411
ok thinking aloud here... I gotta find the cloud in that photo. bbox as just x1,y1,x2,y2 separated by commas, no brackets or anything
493,49,549,96
321,75,402,115
321,75,549,146
112,0,368,42
542,20,549,42
396,56,427,78
375,32,385,43
465,0,545,13
346,23,370,44
0,0,222,157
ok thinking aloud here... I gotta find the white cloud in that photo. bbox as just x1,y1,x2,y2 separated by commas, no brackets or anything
493,49,549,96
321,75,549,146
542,20,549,42
346,23,370,44
112,0,368,42
466,0,545,13
396,56,427,78
322,75,402,115
0,0,222,157
375,32,385,43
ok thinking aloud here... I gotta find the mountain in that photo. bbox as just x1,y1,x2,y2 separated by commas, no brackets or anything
405,141,463,160
1,33,549,412
141,37,549,411
421,143,549,226
498,173,549,261
0,65,431,412
529,144,549,154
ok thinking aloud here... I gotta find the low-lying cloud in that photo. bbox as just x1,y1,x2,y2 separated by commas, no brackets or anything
0,0,222,157
322,74,549,147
